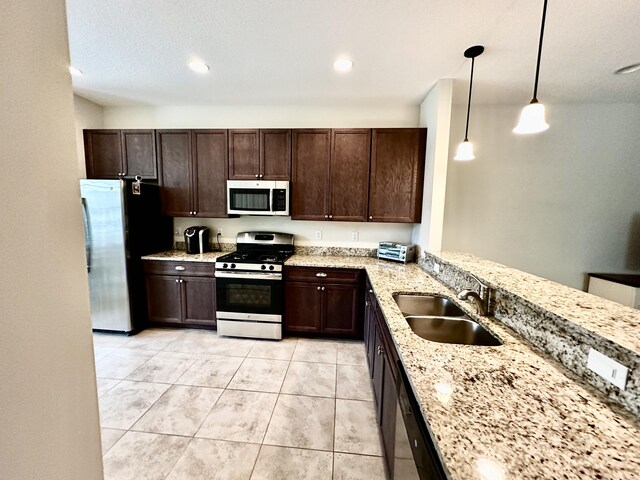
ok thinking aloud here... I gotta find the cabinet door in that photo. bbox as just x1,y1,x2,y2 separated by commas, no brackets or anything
145,275,182,324
372,322,385,421
284,282,322,333
322,283,359,337
381,356,397,475
260,129,291,180
369,129,426,223
122,130,157,179
229,129,260,179
182,276,216,325
157,130,192,216
330,129,371,222
193,130,229,217
291,129,331,220
84,130,123,178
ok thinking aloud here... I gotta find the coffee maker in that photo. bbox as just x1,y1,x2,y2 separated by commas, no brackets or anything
184,226,210,254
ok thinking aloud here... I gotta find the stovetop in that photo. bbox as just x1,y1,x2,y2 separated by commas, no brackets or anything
216,250,291,264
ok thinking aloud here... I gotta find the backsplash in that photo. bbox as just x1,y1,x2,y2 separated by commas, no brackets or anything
418,251,640,417
173,242,377,258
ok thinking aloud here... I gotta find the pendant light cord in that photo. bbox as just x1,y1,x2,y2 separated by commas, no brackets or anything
532,0,548,102
464,56,475,141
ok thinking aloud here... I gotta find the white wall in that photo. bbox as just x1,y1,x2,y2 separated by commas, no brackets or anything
103,104,420,247
411,79,453,253
0,1,103,479
73,95,104,177
442,102,640,289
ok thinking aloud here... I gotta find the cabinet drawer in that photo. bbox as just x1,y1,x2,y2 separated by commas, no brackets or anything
143,260,215,277
285,266,362,284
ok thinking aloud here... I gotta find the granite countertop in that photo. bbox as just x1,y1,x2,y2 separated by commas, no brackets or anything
141,250,225,263
427,251,640,355
286,255,640,480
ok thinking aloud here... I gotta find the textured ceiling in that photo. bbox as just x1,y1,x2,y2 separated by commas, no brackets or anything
66,0,640,106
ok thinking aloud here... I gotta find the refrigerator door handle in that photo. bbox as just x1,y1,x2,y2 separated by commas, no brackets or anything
82,197,92,273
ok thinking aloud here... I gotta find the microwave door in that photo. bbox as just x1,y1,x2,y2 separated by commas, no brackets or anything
227,187,271,215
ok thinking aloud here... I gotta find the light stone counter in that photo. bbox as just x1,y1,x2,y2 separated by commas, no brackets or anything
142,250,225,263
285,255,640,480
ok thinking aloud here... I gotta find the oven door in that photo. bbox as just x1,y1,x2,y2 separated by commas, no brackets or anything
215,271,283,320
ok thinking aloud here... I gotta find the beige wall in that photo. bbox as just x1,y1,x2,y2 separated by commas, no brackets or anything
0,1,103,479
412,79,453,253
102,104,420,247
442,102,640,289
74,95,104,177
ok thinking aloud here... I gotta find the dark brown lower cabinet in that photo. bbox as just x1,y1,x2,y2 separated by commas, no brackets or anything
144,260,216,328
283,267,363,339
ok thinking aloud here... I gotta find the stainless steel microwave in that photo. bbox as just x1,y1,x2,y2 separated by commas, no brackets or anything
227,180,290,216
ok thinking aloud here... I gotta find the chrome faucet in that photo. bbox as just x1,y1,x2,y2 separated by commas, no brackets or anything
457,274,493,316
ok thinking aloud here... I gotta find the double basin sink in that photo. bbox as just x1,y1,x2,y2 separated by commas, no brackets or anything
393,294,502,346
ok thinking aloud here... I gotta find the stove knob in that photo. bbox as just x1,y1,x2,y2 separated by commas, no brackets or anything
261,265,266,270
223,263,228,269
231,264,236,269
269,265,275,271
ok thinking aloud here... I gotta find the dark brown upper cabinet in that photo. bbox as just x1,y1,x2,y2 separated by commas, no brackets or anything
292,129,370,222
369,128,427,223
228,129,291,180
291,129,331,220
330,129,371,222
84,129,157,179
157,129,229,218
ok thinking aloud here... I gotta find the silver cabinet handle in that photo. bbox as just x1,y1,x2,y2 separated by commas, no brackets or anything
255,174,259,178
324,215,329,219
175,279,179,283
316,273,327,278
329,215,333,219
180,279,183,283
321,286,325,291
365,301,369,306
317,286,321,290
369,289,373,293
259,174,263,178
369,216,373,220
175,266,186,271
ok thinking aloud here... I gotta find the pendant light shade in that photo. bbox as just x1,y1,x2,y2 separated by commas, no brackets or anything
454,45,484,162
454,140,475,161
513,101,549,134
514,0,550,134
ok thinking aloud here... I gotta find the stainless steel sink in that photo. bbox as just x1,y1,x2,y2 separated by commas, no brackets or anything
393,294,466,317
393,293,502,346
404,316,502,346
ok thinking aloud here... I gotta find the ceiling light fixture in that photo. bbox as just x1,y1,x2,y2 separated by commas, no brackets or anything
68,66,83,76
614,62,640,75
333,58,353,73
454,45,484,161
188,61,210,74
513,0,550,134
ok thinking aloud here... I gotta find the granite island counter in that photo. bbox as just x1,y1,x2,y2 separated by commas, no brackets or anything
286,255,640,480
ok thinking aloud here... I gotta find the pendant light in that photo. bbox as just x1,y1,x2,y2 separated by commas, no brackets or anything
513,0,550,134
454,45,484,161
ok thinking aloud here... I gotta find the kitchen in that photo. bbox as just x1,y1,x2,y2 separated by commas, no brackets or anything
3,1,640,480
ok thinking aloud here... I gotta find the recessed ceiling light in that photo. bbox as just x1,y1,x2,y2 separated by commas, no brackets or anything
614,62,640,75
188,61,210,74
68,66,83,76
333,58,353,73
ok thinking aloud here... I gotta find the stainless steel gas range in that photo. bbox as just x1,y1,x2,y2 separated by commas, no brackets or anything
215,232,294,340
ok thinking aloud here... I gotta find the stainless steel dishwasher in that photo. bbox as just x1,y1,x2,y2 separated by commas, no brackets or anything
395,363,447,480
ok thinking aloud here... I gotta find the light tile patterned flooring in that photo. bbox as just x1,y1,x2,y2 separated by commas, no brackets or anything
94,328,386,480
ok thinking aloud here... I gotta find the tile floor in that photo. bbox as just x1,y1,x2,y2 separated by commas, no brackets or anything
94,328,386,480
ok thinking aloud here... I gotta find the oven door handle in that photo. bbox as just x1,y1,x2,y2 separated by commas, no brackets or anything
215,271,283,281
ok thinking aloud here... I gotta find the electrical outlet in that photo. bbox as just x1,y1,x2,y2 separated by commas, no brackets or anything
217,228,223,236
351,231,359,241
434,263,440,273
175,228,181,236
587,348,628,390
314,230,322,240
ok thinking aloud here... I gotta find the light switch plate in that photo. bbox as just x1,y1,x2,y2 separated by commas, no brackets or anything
587,348,628,390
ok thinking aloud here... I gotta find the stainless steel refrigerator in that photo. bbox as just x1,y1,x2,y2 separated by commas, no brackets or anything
80,179,172,333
